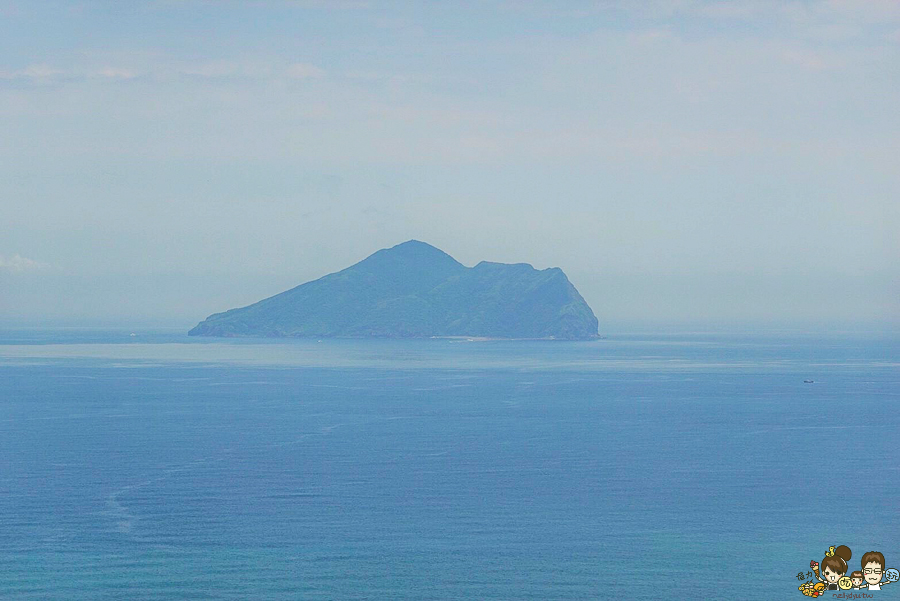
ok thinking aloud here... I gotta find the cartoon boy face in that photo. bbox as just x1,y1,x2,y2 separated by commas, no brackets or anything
864,562,884,585
852,576,864,587
823,566,843,583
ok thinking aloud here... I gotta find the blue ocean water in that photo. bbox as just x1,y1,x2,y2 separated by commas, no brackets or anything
0,330,897,600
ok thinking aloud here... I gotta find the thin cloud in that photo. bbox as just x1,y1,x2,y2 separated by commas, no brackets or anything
95,67,137,79
823,0,900,23
0,63,63,81
0,254,51,274
280,0,371,8
0,64,138,82
285,62,325,79
173,60,325,80
779,47,834,70
176,60,274,79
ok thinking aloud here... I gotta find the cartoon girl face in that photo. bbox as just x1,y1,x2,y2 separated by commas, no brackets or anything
823,566,843,583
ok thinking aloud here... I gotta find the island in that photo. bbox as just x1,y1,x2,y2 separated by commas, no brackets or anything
189,240,599,340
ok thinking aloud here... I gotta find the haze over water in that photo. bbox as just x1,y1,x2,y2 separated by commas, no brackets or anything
2,1,897,328
2,329,897,599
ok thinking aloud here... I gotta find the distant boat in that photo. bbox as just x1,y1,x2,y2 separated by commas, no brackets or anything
130,333,137,337
803,379,814,383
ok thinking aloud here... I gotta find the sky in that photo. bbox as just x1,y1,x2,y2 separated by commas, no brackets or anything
1,0,898,330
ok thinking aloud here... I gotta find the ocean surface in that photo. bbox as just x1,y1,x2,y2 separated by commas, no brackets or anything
1,329,898,600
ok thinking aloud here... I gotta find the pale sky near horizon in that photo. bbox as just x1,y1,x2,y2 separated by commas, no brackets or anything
1,0,898,329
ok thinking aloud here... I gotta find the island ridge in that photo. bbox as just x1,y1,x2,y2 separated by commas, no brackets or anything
189,240,599,340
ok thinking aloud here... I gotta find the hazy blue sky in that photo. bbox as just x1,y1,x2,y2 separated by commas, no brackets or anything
2,0,898,329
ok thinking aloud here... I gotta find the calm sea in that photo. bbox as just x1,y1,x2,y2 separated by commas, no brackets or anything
1,329,897,600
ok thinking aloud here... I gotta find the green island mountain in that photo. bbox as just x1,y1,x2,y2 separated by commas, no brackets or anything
189,240,599,340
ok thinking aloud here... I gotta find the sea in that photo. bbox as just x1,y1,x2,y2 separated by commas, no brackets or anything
0,328,897,600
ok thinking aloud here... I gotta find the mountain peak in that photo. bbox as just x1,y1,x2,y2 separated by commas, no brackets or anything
383,239,454,259
393,239,437,250
357,240,465,271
